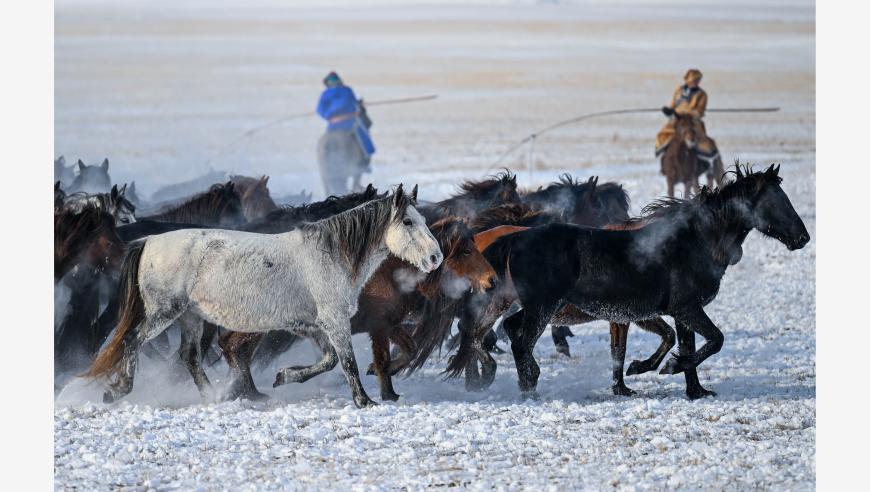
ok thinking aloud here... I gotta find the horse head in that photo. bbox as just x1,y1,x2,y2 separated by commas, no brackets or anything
673,113,697,150
110,183,137,224
430,217,496,294
69,158,112,194
744,164,810,251
385,184,443,273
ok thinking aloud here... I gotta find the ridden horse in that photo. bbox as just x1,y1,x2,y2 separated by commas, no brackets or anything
230,175,278,222
68,159,112,195
220,216,496,402
63,184,137,225
661,113,704,198
86,185,443,408
317,103,373,196
484,164,809,399
140,181,245,227
54,205,124,282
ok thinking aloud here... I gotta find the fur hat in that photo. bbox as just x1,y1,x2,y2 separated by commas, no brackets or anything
684,69,703,83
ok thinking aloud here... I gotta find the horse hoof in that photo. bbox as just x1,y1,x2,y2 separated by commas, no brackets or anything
381,392,400,402
555,345,572,358
520,390,540,401
612,384,637,397
659,357,684,375
102,391,117,404
365,363,376,376
687,386,717,400
354,396,378,408
626,360,647,376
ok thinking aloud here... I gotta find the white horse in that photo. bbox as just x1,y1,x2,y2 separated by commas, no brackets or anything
87,185,442,408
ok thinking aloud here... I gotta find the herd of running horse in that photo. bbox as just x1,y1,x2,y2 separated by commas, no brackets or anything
54,157,809,408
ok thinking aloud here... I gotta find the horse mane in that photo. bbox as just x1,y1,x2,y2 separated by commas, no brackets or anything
469,203,549,232
456,170,516,198
302,191,410,281
431,170,519,218
145,182,242,226
244,185,383,233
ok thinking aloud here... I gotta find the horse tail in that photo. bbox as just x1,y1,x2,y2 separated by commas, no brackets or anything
443,316,475,378
84,239,147,380
403,293,458,375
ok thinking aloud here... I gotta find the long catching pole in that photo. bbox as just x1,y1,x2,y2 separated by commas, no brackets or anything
491,106,780,172
204,94,438,168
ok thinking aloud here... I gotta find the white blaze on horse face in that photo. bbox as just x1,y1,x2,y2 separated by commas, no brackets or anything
385,205,443,273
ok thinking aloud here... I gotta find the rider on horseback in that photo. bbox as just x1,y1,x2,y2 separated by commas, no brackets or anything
655,69,721,171
316,71,375,171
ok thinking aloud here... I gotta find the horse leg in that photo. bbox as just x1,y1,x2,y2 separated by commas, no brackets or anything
626,317,676,376
660,311,721,399
177,312,213,401
477,345,497,389
273,330,338,386
322,322,376,408
220,331,267,401
551,325,574,358
506,303,558,398
667,176,675,198
103,313,177,403
370,328,400,401
609,322,635,396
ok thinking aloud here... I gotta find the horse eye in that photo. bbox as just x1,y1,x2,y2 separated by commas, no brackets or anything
463,248,472,256
402,217,413,226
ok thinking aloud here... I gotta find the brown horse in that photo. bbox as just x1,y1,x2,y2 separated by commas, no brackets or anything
219,216,497,402
141,181,245,226
230,175,278,222
54,205,124,282
661,113,704,197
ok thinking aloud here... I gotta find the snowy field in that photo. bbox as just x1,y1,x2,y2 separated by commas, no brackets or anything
55,0,815,489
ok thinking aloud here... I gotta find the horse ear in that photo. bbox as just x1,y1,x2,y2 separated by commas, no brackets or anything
111,184,118,198
774,164,781,176
119,183,127,195
261,175,269,186
393,184,405,206
57,155,65,165
365,183,374,195
101,158,109,171
129,181,136,192
77,160,86,171
410,184,418,204
55,180,61,191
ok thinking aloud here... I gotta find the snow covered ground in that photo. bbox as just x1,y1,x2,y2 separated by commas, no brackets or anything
55,0,815,489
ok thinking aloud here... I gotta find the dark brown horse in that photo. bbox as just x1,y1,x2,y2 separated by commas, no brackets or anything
661,113,724,197
54,205,124,282
141,181,245,227
230,175,278,222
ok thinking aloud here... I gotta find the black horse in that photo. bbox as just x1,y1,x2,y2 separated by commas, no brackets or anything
487,164,809,399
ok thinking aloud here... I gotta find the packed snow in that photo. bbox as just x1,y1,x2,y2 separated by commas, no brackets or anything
55,0,815,489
